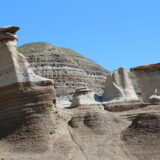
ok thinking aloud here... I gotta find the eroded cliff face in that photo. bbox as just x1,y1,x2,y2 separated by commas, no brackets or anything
18,42,109,99
131,63,160,103
0,26,56,154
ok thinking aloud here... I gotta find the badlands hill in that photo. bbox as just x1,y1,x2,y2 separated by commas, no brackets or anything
18,42,109,99
18,42,140,100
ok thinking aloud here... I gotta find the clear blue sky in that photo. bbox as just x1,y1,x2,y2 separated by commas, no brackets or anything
1,0,160,71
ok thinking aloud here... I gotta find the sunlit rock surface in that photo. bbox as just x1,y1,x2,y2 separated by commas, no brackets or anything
18,43,142,102
0,26,160,160
131,63,160,103
70,88,101,108
102,67,138,102
0,26,56,154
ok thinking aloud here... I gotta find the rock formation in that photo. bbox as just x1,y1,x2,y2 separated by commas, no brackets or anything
129,72,142,98
18,42,109,99
102,67,138,102
0,26,56,153
149,95,160,104
131,63,160,103
70,87,101,108
1,26,160,160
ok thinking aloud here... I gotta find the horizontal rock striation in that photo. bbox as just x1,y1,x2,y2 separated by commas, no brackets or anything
0,26,56,153
18,42,109,98
131,63,160,103
1,26,160,160
0,81,55,152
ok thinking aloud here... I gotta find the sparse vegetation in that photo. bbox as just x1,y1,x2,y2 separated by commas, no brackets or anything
18,42,53,54
55,47,83,57
18,42,84,57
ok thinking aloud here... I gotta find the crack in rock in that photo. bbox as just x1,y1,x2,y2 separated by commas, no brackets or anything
67,125,88,160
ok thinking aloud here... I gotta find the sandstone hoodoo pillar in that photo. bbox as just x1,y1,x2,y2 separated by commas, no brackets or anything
102,67,138,102
0,26,56,152
71,87,100,108
131,63,160,104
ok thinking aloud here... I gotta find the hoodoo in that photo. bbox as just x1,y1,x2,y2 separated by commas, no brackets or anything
71,87,100,108
131,63,160,103
0,26,56,152
102,67,138,102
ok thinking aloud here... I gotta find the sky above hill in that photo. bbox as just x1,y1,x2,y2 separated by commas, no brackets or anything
1,0,160,71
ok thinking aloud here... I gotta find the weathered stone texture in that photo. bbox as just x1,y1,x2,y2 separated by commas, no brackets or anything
71,88,101,108
18,42,109,97
131,63,160,102
0,26,160,160
0,26,56,153
102,67,138,102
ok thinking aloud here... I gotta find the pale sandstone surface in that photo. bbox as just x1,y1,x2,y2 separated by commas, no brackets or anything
0,26,56,157
131,63,160,103
0,26,160,160
129,72,141,98
102,67,138,102
0,28,51,87
71,87,101,108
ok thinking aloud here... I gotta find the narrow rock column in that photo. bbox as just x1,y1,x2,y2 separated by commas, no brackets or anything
102,67,138,102
131,63,160,103
0,26,56,152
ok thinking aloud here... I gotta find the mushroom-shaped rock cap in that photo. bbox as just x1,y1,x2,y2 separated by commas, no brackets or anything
71,87,100,108
75,87,92,93
0,26,20,41
0,26,20,33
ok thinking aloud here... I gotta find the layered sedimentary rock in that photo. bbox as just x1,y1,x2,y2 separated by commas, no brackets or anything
102,67,138,102
18,42,109,98
2,101,160,159
1,26,160,160
149,95,160,104
0,26,56,153
71,88,101,108
131,63,160,103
